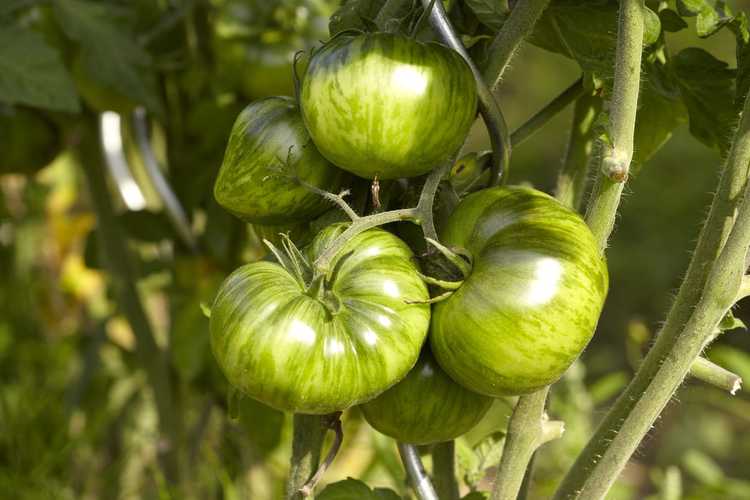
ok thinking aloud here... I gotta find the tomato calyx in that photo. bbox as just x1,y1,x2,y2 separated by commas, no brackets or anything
407,238,472,305
263,233,344,318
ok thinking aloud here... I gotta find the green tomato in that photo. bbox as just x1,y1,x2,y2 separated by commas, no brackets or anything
300,32,478,179
360,347,492,445
209,224,431,414
214,97,345,225
430,187,608,397
0,108,60,175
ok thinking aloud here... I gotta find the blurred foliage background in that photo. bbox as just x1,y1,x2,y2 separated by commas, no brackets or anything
2,0,750,499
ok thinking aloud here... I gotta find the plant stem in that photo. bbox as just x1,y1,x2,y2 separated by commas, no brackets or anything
556,92,603,211
287,414,327,499
689,357,743,395
78,130,182,482
398,443,439,500
511,77,585,147
432,441,459,500
421,0,511,185
313,160,453,273
481,0,552,91
553,66,750,500
299,414,344,497
584,0,645,252
490,388,564,500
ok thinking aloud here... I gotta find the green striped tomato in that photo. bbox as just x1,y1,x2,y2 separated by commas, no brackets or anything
361,347,492,445
430,187,609,397
214,97,345,224
300,32,478,179
209,224,431,414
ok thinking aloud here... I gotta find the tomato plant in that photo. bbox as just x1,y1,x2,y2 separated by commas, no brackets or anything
209,224,430,414
300,32,478,179
0,107,60,174
430,186,609,396
213,97,345,224
361,347,493,445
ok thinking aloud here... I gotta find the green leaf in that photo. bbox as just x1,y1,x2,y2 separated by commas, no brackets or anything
318,478,399,500
659,9,688,32
53,0,162,114
459,431,505,489
671,48,736,153
632,63,687,168
464,0,509,31
0,26,79,112
529,2,660,82
676,0,706,17
695,3,732,38
718,311,746,333
329,0,386,35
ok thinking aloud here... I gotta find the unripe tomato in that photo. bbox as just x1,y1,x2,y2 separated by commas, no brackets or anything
361,347,492,445
209,224,431,414
214,97,345,224
0,107,60,175
300,32,478,179
430,187,608,396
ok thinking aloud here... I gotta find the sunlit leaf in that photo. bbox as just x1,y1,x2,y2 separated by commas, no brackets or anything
0,26,79,112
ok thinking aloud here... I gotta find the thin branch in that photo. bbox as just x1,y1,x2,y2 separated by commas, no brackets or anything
481,0,552,91
301,181,360,221
421,0,511,185
432,441,460,500
584,0,645,252
511,77,585,147
398,443,439,500
556,92,603,211
690,357,743,395
491,389,564,500
77,128,182,482
554,64,750,500
287,414,328,499
299,413,344,497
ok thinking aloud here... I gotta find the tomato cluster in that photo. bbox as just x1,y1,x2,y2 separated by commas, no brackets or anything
210,31,608,445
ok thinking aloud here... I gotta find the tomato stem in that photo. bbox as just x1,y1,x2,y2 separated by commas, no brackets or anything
297,413,344,497
555,92,603,211
398,443,439,500
420,0,511,186
510,77,585,148
583,0,644,252
432,441,460,500
313,160,452,275
286,414,328,499
554,18,750,500
480,0,552,92
689,357,743,395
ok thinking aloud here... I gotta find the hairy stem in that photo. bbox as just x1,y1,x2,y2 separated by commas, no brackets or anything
554,67,750,500
511,77,585,147
481,0,552,91
432,441,459,500
690,357,743,395
584,0,644,252
491,388,564,500
78,129,182,481
556,92,603,211
287,414,327,499
398,443,438,500
422,0,511,185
